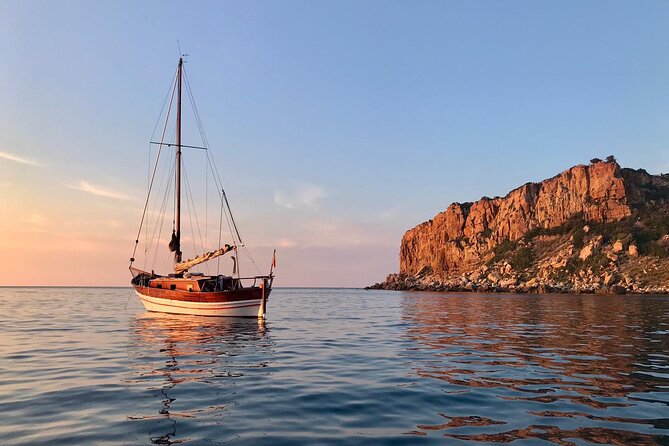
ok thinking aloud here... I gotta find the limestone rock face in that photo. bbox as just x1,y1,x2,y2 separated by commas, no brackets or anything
400,161,633,276
366,159,669,295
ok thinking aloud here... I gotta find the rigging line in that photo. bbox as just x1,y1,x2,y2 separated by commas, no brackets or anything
150,71,179,142
183,69,232,245
123,289,133,311
146,143,150,250
243,245,263,275
182,161,207,255
204,150,223,198
151,196,169,270
150,192,168,270
146,73,178,233
147,71,178,196
184,68,231,226
205,151,237,246
183,68,214,255
184,171,198,270
217,192,224,275
146,143,171,244
203,150,236,244
183,71,207,147
205,154,208,250
221,190,243,244
182,161,210,274
150,162,175,270
183,71,221,196
183,68,211,148
132,68,178,262
146,153,175,267
220,187,236,245
206,146,225,198
202,151,232,240
172,126,177,231
193,131,256,271
140,68,178,252
146,125,177,247
183,66,260,273
138,141,169,263
222,189,260,273
149,148,174,240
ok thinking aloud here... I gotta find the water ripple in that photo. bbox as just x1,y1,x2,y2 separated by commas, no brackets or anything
0,288,668,444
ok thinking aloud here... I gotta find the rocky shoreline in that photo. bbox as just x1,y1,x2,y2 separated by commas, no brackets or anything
368,238,669,295
366,268,669,295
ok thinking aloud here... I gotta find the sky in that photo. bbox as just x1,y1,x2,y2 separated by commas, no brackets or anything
0,0,668,287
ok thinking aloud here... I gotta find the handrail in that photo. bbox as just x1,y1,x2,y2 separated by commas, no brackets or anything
130,268,273,282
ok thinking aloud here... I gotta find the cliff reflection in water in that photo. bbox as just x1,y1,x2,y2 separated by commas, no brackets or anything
126,314,273,445
400,293,669,444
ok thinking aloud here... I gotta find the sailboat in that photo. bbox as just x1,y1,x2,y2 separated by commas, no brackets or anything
129,57,274,318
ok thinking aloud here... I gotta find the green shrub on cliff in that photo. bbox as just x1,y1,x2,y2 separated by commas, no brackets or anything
491,239,516,263
510,246,534,270
572,227,586,249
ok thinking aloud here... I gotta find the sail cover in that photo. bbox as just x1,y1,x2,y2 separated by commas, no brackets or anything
174,244,234,274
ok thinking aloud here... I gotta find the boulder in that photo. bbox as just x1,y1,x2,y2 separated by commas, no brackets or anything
579,245,594,260
603,272,617,286
525,278,538,288
551,258,567,269
414,265,432,278
593,235,604,248
499,277,518,288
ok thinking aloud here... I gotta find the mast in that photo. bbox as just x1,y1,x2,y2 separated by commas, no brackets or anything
175,57,183,263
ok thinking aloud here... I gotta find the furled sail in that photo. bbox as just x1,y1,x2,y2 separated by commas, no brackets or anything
174,244,234,274
168,230,179,252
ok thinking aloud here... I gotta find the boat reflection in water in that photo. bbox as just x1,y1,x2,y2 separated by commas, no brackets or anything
126,313,273,445
399,292,669,444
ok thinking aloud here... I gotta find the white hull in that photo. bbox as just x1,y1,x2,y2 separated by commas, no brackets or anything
135,291,263,317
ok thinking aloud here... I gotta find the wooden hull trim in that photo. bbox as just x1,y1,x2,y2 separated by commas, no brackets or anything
135,291,264,317
133,284,270,303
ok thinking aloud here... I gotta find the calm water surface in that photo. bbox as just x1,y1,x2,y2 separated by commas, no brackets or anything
0,288,668,445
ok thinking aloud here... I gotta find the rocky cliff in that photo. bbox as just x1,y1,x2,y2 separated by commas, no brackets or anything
371,158,669,294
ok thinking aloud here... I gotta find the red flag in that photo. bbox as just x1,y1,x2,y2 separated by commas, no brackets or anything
272,250,276,268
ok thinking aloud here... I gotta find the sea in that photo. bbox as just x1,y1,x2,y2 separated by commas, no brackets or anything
0,288,668,445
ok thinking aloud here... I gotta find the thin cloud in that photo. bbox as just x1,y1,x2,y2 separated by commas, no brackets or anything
274,182,327,209
67,180,133,200
379,204,403,220
0,151,40,166
276,238,297,248
23,213,49,226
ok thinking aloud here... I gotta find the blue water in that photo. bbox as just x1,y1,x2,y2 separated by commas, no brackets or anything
1,288,668,445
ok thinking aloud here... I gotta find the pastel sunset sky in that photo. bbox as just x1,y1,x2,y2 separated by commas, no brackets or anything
1,1,668,286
